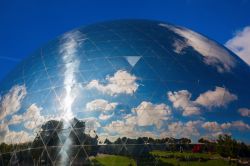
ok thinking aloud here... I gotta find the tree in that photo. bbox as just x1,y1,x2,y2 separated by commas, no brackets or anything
104,138,112,145
238,142,250,157
31,118,98,164
198,138,210,144
180,138,191,144
216,134,238,158
32,120,63,147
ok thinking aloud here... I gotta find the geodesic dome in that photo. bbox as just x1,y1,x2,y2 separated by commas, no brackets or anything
0,19,249,165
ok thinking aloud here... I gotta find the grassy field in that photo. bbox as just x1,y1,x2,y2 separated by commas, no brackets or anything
91,152,236,166
150,150,221,159
91,154,136,166
157,157,234,166
151,151,236,166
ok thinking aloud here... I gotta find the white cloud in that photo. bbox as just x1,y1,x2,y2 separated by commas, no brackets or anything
0,103,52,144
9,103,46,130
202,120,250,132
104,120,135,136
167,90,200,116
83,117,101,131
4,131,34,144
0,121,34,144
172,39,188,54
231,120,250,130
102,101,172,138
195,120,250,140
0,122,8,143
102,101,171,139
99,113,114,120
23,104,46,130
129,101,172,129
9,114,23,125
103,119,157,140
195,86,237,108
202,122,221,132
160,120,201,139
238,108,250,117
209,131,229,138
220,122,231,130
98,133,119,143
167,87,237,116
86,99,118,112
0,85,27,120
102,118,250,141
86,70,138,96
225,26,250,65
159,23,236,73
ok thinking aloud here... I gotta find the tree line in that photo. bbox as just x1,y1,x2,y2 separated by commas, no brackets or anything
0,118,249,165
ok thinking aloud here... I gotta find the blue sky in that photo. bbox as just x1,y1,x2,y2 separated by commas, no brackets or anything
0,0,250,80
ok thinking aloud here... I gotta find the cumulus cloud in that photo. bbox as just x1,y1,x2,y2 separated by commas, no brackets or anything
159,23,236,73
103,119,158,140
0,121,34,144
99,113,114,120
202,121,222,132
167,87,237,116
9,103,45,130
24,104,45,130
86,99,118,112
103,117,249,141
0,103,52,144
186,120,250,140
167,90,200,116
160,121,201,139
128,101,171,129
195,86,237,108
231,121,250,130
102,101,171,138
9,114,23,125
225,26,250,65
86,70,138,96
104,120,135,136
4,131,34,144
202,120,250,132
82,117,101,131
238,108,250,117
0,122,9,143
0,85,27,121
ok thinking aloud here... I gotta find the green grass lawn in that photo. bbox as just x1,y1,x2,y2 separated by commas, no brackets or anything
157,157,234,166
91,152,237,166
151,151,236,166
92,154,136,166
151,150,220,159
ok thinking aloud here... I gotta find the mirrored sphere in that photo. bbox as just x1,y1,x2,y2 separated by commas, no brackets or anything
0,20,249,165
